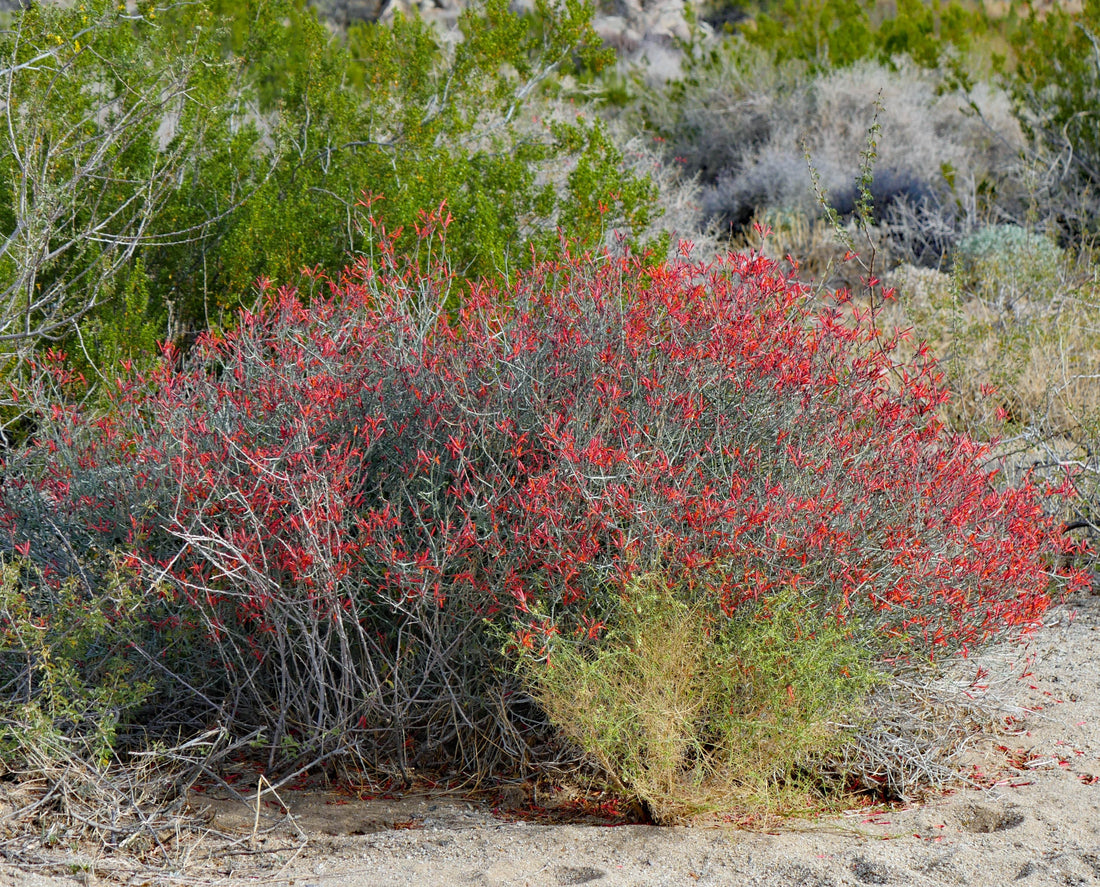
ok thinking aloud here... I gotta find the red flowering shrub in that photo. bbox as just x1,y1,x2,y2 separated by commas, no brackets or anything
0,209,1083,779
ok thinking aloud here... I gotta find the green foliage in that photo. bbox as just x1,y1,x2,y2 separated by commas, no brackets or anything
0,559,154,772
1007,0,1100,241
526,573,880,822
742,0,988,71
74,261,166,380
0,0,659,381
0,0,234,360
547,117,659,253
194,0,655,305
745,0,873,68
170,0,653,315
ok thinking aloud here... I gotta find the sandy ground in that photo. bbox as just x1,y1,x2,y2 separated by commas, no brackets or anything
5,590,1100,887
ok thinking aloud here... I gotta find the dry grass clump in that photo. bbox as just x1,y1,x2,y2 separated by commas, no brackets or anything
883,248,1100,442
830,642,1033,802
881,240,1100,565
0,731,213,866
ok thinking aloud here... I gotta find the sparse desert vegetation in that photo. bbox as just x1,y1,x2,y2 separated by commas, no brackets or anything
0,0,1097,875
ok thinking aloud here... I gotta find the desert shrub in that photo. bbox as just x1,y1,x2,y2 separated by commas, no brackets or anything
741,0,990,71
636,43,807,223
0,559,155,773
773,58,1023,248
637,47,1025,271
884,251,1100,438
0,0,233,382
529,574,881,822
954,224,1065,310
0,555,186,849
1006,0,1100,244
744,0,874,68
0,553,256,859
182,0,660,307
0,215,1081,803
0,0,660,392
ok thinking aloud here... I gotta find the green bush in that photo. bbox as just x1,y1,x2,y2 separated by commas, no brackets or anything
0,555,226,854
528,574,880,822
0,0,233,372
741,0,989,71
955,224,1065,310
0,558,155,773
1008,0,1100,243
171,0,659,313
0,0,660,385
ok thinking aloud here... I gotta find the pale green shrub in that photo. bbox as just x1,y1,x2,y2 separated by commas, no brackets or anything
955,224,1066,312
526,574,881,823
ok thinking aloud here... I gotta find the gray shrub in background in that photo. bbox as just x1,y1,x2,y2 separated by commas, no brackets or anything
639,46,1028,268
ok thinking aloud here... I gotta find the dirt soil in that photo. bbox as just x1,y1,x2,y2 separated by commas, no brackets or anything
6,590,1100,887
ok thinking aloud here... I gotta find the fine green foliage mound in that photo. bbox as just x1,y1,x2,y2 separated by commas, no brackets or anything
0,560,154,773
528,575,880,823
955,224,1066,311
